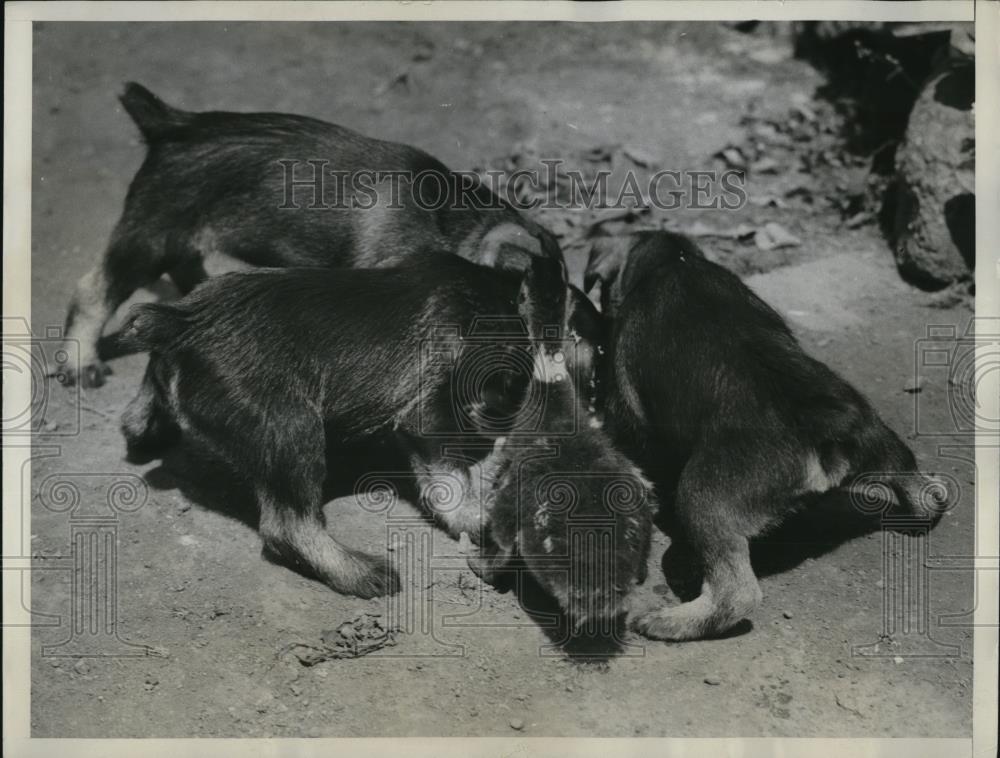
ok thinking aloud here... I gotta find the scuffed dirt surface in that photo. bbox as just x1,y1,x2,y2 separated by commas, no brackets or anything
29,22,973,737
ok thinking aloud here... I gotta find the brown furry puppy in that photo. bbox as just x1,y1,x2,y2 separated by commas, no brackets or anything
117,254,591,599
585,231,949,641
469,258,655,633
59,83,562,387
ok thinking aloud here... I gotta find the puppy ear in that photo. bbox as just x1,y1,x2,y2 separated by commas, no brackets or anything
583,235,632,293
478,223,543,271
517,255,569,343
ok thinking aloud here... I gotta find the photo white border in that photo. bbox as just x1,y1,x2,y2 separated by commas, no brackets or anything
3,2,995,757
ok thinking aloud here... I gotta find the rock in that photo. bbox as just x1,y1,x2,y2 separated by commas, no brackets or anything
750,156,780,174
891,56,974,288
704,676,722,686
754,222,801,251
72,659,90,675
782,610,794,619
508,717,525,730
903,376,925,394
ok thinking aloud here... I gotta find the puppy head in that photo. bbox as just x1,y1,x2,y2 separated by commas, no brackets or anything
518,456,655,632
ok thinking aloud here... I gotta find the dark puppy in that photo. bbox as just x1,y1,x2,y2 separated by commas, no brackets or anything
585,231,948,641
118,254,593,598
60,83,561,387
468,259,654,632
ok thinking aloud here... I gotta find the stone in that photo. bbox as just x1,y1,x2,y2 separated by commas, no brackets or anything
891,55,974,288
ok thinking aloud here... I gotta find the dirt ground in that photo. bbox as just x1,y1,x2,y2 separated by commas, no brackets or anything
28,22,975,737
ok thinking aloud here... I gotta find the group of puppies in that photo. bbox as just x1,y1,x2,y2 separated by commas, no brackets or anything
57,83,947,645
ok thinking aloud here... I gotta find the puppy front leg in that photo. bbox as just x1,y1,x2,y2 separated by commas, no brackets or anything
632,534,761,641
631,456,767,641
180,395,400,598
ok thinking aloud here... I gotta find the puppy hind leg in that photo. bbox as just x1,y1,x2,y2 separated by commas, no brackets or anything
120,360,180,463
61,231,174,388
61,265,116,388
849,424,950,521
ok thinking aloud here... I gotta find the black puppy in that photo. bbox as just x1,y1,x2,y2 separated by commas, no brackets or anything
118,254,592,598
466,257,654,631
585,231,948,641
60,83,561,387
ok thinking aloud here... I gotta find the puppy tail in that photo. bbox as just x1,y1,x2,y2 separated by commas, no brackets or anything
118,302,189,353
119,82,192,142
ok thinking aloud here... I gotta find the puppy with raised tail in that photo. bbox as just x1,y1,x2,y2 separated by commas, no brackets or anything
60,83,563,387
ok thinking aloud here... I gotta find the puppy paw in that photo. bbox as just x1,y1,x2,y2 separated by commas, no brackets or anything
630,605,710,642
346,553,402,599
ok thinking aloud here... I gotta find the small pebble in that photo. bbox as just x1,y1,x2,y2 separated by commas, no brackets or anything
72,659,90,675
782,610,793,619
703,676,721,686
893,656,904,665
509,717,525,730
